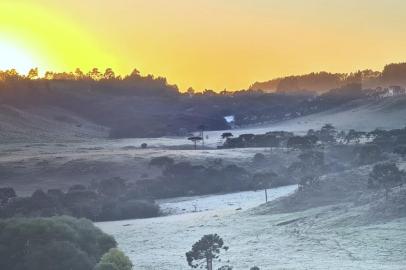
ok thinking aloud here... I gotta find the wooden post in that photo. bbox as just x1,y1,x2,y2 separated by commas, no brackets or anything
265,188,268,203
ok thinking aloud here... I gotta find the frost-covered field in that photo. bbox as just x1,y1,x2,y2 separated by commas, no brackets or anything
97,185,406,270
158,185,298,215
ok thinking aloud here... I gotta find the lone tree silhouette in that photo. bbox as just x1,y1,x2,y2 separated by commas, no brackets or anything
188,136,203,150
221,132,233,140
186,234,228,270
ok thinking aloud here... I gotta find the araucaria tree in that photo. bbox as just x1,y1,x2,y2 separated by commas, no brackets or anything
188,136,203,150
186,234,228,270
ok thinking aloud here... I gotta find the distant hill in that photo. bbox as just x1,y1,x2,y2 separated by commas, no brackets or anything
1,63,406,142
250,62,406,94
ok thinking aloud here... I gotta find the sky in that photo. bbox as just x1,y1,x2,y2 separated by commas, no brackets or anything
1,0,406,91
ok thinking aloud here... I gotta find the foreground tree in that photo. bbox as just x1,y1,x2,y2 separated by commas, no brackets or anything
186,234,228,270
0,216,116,270
368,162,404,200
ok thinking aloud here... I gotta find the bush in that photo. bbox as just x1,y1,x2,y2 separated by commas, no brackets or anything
95,248,133,270
394,145,406,157
117,199,160,219
252,153,266,164
368,162,405,199
98,199,160,221
149,156,175,168
353,144,382,165
0,187,16,204
0,216,116,270
96,177,127,198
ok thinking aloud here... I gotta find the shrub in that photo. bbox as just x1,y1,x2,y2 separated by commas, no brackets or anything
368,162,404,199
96,177,127,198
118,199,160,219
252,153,266,164
353,144,382,165
95,248,133,270
0,187,16,204
149,156,175,168
394,145,406,157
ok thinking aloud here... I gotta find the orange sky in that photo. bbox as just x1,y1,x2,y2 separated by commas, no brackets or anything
1,0,406,91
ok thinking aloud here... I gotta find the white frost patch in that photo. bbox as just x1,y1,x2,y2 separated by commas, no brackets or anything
158,185,298,215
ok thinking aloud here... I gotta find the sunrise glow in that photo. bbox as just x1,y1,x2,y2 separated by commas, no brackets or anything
1,0,406,89
0,37,38,74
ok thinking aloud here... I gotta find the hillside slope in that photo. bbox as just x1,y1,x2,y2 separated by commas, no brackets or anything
237,95,406,134
1,93,405,144
0,104,108,143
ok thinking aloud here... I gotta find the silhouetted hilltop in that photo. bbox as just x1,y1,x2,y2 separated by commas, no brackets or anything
0,64,405,141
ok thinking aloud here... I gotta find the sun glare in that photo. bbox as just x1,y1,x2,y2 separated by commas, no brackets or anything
0,38,37,75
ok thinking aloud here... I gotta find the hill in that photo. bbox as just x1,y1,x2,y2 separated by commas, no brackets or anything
250,62,406,94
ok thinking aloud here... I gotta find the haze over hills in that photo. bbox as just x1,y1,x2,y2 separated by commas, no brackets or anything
1,62,406,143
2,1,406,269
250,62,406,94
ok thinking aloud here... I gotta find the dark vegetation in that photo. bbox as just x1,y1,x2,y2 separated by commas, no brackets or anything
221,124,406,205
145,159,253,197
259,124,406,213
0,216,118,270
3,125,406,220
2,63,406,139
0,178,160,221
368,163,405,200
222,124,406,154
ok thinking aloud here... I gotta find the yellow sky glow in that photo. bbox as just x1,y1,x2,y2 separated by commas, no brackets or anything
1,0,406,91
